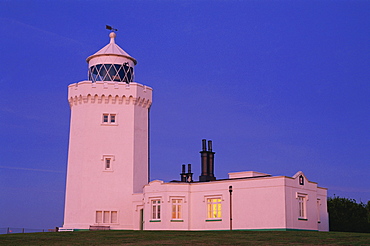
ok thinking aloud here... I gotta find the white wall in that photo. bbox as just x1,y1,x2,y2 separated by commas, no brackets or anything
62,81,152,230
143,172,328,231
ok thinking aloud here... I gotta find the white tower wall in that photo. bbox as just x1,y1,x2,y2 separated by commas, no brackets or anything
62,32,152,230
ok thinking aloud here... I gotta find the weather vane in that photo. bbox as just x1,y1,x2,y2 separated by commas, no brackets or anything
106,25,118,32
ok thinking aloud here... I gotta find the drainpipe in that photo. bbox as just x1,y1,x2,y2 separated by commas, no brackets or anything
229,185,233,231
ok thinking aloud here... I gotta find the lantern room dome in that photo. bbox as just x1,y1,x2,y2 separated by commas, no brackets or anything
86,32,137,84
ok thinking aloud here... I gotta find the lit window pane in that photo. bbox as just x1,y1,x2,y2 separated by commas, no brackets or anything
178,205,182,218
172,205,176,219
207,197,222,219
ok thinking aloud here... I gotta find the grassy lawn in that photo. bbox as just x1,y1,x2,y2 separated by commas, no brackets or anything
0,230,369,245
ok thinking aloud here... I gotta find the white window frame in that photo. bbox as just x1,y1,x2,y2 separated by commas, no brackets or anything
95,210,118,224
110,114,116,123
151,199,161,221
206,197,222,220
103,114,109,123
171,198,183,221
296,193,308,220
101,155,115,171
101,113,118,125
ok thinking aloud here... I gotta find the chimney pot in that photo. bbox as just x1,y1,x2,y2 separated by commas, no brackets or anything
202,139,207,151
208,140,212,151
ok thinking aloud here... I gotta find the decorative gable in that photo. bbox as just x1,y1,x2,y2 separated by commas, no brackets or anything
292,171,308,186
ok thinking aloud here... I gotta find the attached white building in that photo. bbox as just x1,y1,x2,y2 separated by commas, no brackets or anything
61,32,328,232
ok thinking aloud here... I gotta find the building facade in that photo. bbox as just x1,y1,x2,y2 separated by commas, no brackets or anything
61,32,328,232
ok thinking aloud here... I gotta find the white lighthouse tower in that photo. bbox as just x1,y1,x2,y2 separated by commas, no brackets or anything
62,32,152,230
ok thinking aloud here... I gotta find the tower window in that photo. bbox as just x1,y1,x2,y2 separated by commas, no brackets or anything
95,210,118,224
105,158,111,170
102,155,114,171
102,113,117,125
96,211,102,223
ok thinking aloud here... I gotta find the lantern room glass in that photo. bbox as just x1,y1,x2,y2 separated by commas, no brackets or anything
88,63,134,83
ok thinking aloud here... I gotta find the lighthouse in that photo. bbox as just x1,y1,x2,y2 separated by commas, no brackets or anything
62,32,152,230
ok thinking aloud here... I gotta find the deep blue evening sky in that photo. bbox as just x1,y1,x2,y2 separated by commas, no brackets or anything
0,1,369,229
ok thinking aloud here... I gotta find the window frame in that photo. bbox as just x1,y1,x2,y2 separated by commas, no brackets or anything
101,113,118,126
297,193,308,220
103,114,109,123
110,114,116,123
102,155,115,171
150,199,161,221
171,198,183,221
95,210,118,224
206,197,222,221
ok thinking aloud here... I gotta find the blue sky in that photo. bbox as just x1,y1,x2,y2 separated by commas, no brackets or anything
0,0,369,229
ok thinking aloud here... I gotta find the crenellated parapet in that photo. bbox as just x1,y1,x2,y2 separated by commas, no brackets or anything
68,81,152,108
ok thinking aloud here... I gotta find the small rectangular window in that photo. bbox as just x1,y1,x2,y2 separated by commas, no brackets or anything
111,211,118,224
105,158,111,170
103,211,110,223
102,155,114,171
96,210,118,224
103,114,109,123
102,113,117,124
96,211,102,223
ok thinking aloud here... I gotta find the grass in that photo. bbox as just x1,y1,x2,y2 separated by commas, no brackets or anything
0,230,369,245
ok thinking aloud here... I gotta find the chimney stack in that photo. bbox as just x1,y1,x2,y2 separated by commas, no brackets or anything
186,164,193,182
180,164,187,182
199,139,216,182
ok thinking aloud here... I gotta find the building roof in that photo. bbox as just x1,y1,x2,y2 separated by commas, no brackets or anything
86,32,137,65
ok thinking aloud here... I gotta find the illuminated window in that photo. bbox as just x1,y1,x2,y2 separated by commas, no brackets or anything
297,194,307,220
95,211,118,224
151,199,161,220
171,199,182,220
207,198,222,219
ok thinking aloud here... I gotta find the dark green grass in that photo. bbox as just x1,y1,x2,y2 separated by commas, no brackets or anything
1,230,369,245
